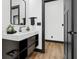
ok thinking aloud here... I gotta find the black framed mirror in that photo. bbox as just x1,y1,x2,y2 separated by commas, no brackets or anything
10,0,26,25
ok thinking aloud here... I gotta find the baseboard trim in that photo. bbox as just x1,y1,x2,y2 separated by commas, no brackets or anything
34,48,44,53
45,40,64,43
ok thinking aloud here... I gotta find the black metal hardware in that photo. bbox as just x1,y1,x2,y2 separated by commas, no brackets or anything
68,31,77,35
44,0,56,3
62,24,64,26
29,17,37,25
6,49,19,59
23,18,26,25
37,22,41,26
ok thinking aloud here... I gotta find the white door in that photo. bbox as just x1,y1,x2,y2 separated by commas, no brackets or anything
45,0,64,41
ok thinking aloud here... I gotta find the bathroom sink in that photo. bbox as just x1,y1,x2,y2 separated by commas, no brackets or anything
2,30,38,41
15,30,35,35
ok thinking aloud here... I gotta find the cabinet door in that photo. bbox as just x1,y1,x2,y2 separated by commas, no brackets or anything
2,39,19,59
27,43,35,56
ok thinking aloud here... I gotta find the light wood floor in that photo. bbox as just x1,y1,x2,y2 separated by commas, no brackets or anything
29,41,64,59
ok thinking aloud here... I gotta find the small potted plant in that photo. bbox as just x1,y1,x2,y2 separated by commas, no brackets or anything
7,25,17,34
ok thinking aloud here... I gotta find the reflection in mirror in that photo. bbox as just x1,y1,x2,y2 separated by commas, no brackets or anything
11,5,20,25
10,0,26,25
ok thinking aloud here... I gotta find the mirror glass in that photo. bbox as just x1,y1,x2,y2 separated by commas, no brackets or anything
10,0,26,25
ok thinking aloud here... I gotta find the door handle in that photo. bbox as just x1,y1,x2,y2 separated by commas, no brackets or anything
68,31,77,34
62,24,64,26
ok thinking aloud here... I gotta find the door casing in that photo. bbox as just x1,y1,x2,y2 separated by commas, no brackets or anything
42,0,77,59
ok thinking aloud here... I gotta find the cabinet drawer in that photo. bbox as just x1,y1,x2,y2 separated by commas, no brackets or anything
27,44,35,56
27,36,35,47
2,39,19,59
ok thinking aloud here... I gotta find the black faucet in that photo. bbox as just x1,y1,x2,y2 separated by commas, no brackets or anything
19,26,26,32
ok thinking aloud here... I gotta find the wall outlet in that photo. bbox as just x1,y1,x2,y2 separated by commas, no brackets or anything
51,36,53,38
37,22,41,26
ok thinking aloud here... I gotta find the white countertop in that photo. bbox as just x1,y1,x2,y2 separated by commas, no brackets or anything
2,30,39,41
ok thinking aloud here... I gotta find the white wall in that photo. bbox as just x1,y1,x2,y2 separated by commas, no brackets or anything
45,0,64,41
28,0,42,49
2,0,10,34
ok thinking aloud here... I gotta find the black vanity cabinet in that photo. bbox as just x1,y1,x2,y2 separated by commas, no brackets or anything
19,35,38,59
2,34,38,59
